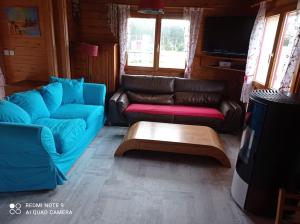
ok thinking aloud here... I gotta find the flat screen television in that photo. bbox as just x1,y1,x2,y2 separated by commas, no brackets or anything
202,16,255,58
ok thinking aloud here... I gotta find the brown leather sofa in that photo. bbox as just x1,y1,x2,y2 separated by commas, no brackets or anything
109,75,243,133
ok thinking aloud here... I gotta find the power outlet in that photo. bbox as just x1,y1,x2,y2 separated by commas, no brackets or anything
3,50,9,56
9,50,15,56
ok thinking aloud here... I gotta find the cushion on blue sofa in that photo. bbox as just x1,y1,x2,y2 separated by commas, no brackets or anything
9,90,50,121
51,104,104,128
0,100,31,124
40,82,63,113
35,118,86,154
40,126,57,155
50,76,84,105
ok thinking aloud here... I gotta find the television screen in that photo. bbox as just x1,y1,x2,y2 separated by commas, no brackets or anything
202,16,255,58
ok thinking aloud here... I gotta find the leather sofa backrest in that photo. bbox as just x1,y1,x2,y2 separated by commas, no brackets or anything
127,91,174,105
175,78,227,95
175,92,223,108
122,75,175,94
174,78,227,107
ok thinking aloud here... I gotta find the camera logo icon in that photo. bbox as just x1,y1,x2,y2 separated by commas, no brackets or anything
9,203,21,215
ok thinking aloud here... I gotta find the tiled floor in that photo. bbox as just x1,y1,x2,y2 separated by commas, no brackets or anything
0,126,273,224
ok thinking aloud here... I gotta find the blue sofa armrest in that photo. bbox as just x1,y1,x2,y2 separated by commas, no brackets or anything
83,83,107,106
0,123,66,192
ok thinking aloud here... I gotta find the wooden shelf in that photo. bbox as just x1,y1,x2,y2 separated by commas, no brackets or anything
205,65,245,73
200,53,247,62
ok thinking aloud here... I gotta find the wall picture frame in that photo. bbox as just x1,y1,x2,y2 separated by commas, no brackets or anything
4,7,41,37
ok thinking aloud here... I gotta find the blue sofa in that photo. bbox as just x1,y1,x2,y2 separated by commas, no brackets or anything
0,79,106,192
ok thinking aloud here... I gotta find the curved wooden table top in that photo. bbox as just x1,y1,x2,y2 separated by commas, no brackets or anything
115,121,231,168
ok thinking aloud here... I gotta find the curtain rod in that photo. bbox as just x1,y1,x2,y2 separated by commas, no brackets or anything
251,0,273,8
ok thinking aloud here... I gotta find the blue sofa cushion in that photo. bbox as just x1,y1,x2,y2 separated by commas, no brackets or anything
9,90,50,121
40,82,63,113
35,118,86,154
40,126,58,155
51,104,104,129
50,76,84,105
0,100,31,124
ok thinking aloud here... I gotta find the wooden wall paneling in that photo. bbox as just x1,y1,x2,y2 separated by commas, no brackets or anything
269,0,298,8
67,0,80,43
266,0,298,15
0,0,58,84
91,50,107,84
79,0,116,43
53,0,71,78
0,40,6,82
69,0,119,94
71,43,120,93
67,0,81,80
90,43,119,93
71,53,88,78
191,8,253,100
193,67,244,102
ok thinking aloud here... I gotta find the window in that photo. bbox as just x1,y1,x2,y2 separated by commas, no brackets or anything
159,19,189,69
271,11,300,89
127,18,156,67
127,16,189,71
254,9,300,92
255,15,280,85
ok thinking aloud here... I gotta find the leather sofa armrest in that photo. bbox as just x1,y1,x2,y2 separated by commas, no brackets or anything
109,89,124,104
220,100,243,133
117,93,130,113
108,89,128,125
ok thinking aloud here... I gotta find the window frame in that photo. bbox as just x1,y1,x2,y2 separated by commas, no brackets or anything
253,5,300,93
253,13,282,89
125,8,186,76
269,10,300,90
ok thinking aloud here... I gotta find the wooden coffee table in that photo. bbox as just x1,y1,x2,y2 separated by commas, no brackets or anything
115,121,231,168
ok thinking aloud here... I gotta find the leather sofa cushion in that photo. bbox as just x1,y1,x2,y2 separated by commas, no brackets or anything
122,75,175,94
51,104,104,129
35,118,86,154
125,104,224,120
175,92,222,107
127,91,174,105
126,113,174,124
175,78,227,95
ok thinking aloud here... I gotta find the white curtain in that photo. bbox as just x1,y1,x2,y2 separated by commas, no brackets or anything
107,3,118,38
118,5,130,78
0,66,5,99
184,8,202,79
279,3,300,92
240,2,266,103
